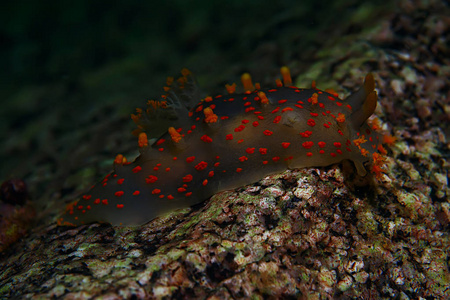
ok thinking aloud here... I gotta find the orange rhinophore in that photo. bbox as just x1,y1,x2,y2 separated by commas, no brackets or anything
280,66,292,86
203,107,218,123
114,154,127,165
168,127,182,143
138,132,148,148
241,73,254,91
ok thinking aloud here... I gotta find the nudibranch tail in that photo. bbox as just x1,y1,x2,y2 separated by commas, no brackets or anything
58,67,388,227
346,73,378,128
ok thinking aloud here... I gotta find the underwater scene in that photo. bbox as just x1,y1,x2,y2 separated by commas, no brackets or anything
0,0,449,298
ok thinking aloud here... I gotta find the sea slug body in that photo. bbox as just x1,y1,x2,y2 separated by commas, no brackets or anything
58,67,387,226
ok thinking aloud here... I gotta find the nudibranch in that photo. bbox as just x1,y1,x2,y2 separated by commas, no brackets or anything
58,67,387,226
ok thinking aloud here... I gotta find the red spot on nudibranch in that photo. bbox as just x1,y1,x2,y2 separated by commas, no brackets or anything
252,121,259,127
208,171,214,177
186,156,196,163
263,130,273,136
300,131,313,138
156,139,165,146
201,134,213,143
102,199,108,205
239,156,248,162
334,142,342,148
117,178,124,185
272,156,280,162
146,175,158,184
226,134,233,140
183,174,193,182
236,168,243,173
307,119,316,127
318,141,326,148
115,191,124,197
117,204,124,209
195,161,208,171
302,141,314,149
152,189,161,194
133,191,140,196
273,116,281,123
132,166,142,173
259,148,267,155
246,148,255,154
235,125,245,132
281,107,293,113
281,142,290,148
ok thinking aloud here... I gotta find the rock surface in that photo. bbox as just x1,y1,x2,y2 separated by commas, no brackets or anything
1,0,449,299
